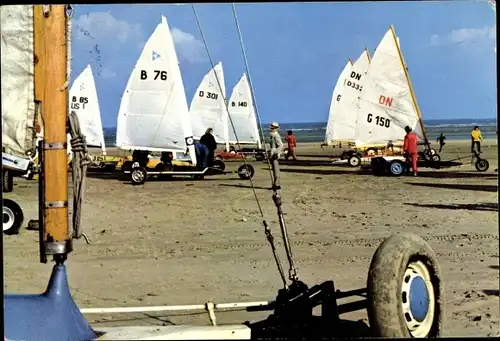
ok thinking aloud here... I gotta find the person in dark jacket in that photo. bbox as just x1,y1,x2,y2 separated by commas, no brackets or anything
199,127,217,166
194,142,209,170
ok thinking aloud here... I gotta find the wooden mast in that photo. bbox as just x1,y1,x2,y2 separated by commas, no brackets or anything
35,5,71,260
390,25,430,146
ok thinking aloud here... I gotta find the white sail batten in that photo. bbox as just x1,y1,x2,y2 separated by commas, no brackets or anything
324,59,352,145
1,5,36,158
226,74,261,147
69,65,106,154
115,16,196,164
354,27,424,147
190,62,229,145
328,50,371,144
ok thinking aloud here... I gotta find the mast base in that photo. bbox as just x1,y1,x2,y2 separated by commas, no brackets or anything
4,264,96,341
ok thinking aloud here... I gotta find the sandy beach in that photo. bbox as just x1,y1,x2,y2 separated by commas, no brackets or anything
3,139,499,337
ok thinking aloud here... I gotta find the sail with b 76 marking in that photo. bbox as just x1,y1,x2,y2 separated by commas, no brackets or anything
115,16,196,164
354,26,425,148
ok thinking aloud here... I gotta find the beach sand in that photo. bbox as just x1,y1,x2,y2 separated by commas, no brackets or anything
3,139,499,337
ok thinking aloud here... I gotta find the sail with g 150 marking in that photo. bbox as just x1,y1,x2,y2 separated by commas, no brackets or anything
1,5,36,159
190,62,229,148
354,26,425,148
227,73,261,148
115,16,196,165
324,59,353,145
69,64,106,154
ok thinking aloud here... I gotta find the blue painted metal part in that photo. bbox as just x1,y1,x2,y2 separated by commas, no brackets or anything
4,264,97,341
409,276,430,322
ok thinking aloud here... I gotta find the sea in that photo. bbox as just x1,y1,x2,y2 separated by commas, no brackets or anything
103,118,497,147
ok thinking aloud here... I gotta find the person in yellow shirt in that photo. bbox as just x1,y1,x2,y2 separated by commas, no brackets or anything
471,126,483,153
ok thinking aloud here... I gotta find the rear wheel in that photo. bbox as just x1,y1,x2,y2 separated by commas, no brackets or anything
3,199,24,235
348,155,361,167
238,164,255,180
388,160,405,177
3,170,13,193
475,159,489,172
130,167,147,185
367,233,443,337
212,159,226,172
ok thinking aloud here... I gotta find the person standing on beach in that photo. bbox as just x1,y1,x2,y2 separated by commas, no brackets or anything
200,127,217,166
471,126,483,154
285,130,297,161
269,122,283,189
403,125,419,176
436,133,446,153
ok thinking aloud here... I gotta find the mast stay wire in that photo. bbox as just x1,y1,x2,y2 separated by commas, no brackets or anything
191,4,289,288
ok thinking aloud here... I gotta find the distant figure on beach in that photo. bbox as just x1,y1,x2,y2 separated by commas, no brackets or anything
269,122,283,189
403,125,419,176
200,127,217,166
285,130,297,161
436,133,446,153
471,126,483,154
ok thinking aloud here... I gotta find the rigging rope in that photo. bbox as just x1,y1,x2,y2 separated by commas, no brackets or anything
191,4,300,287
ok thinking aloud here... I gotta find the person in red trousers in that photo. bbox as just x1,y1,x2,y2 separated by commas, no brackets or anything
285,130,297,161
403,126,418,176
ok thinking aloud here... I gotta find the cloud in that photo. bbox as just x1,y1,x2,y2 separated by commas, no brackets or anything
430,26,496,47
171,27,207,64
73,11,143,44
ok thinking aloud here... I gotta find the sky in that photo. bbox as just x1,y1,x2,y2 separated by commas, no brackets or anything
70,1,497,128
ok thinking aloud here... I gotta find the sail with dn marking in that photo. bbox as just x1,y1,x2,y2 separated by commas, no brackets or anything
189,62,228,146
69,64,106,154
227,74,261,148
354,26,425,147
324,59,352,145
1,5,36,158
326,49,371,144
115,16,196,164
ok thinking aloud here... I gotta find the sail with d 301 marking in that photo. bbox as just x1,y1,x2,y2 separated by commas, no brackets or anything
189,62,229,148
354,26,426,148
115,16,196,165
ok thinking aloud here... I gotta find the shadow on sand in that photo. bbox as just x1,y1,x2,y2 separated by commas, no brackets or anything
86,171,244,183
276,168,371,176
488,265,499,270
482,289,499,297
219,183,272,190
405,182,498,193
404,202,498,212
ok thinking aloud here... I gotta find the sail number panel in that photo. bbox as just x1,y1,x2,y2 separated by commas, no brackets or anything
140,70,168,81
70,96,89,110
198,90,219,100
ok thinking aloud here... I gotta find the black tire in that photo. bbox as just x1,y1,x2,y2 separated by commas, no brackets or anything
255,153,265,161
237,164,255,180
367,233,443,338
130,167,147,185
366,148,376,156
3,198,24,235
348,155,361,167
431,154,441,163
475,159,489,172
388,160,405,177
212,159,226,172
3,170,13,193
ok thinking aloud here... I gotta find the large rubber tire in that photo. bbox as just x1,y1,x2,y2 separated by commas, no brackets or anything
3,198,24,235
212,159,226,172
388,160,405,177
475,158,489,172
130,167,148,185
3,170,14,193
367,233,443,338
237,164,255,180
348,155,361,167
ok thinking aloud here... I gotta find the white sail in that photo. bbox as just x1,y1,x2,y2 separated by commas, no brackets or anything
189,62,228,146
115,16,196,164
1,5,36,158
69,65,106,154
324,59,353,145
226,74,261,148
354,26,424,147
328,49,371,143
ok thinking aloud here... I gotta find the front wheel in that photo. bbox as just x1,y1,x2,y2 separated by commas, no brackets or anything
388,160,405,176
212,159,226,172
3,199,24,235
237,164,255,180
367,233,443,338
130,167,148,185
475,159,489,172
3,170,13,193
348,155,361,167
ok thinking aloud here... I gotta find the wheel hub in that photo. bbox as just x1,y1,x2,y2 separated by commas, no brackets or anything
3,207,14,231
401,260,435,337
391,163,402,174
132,170,144,182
